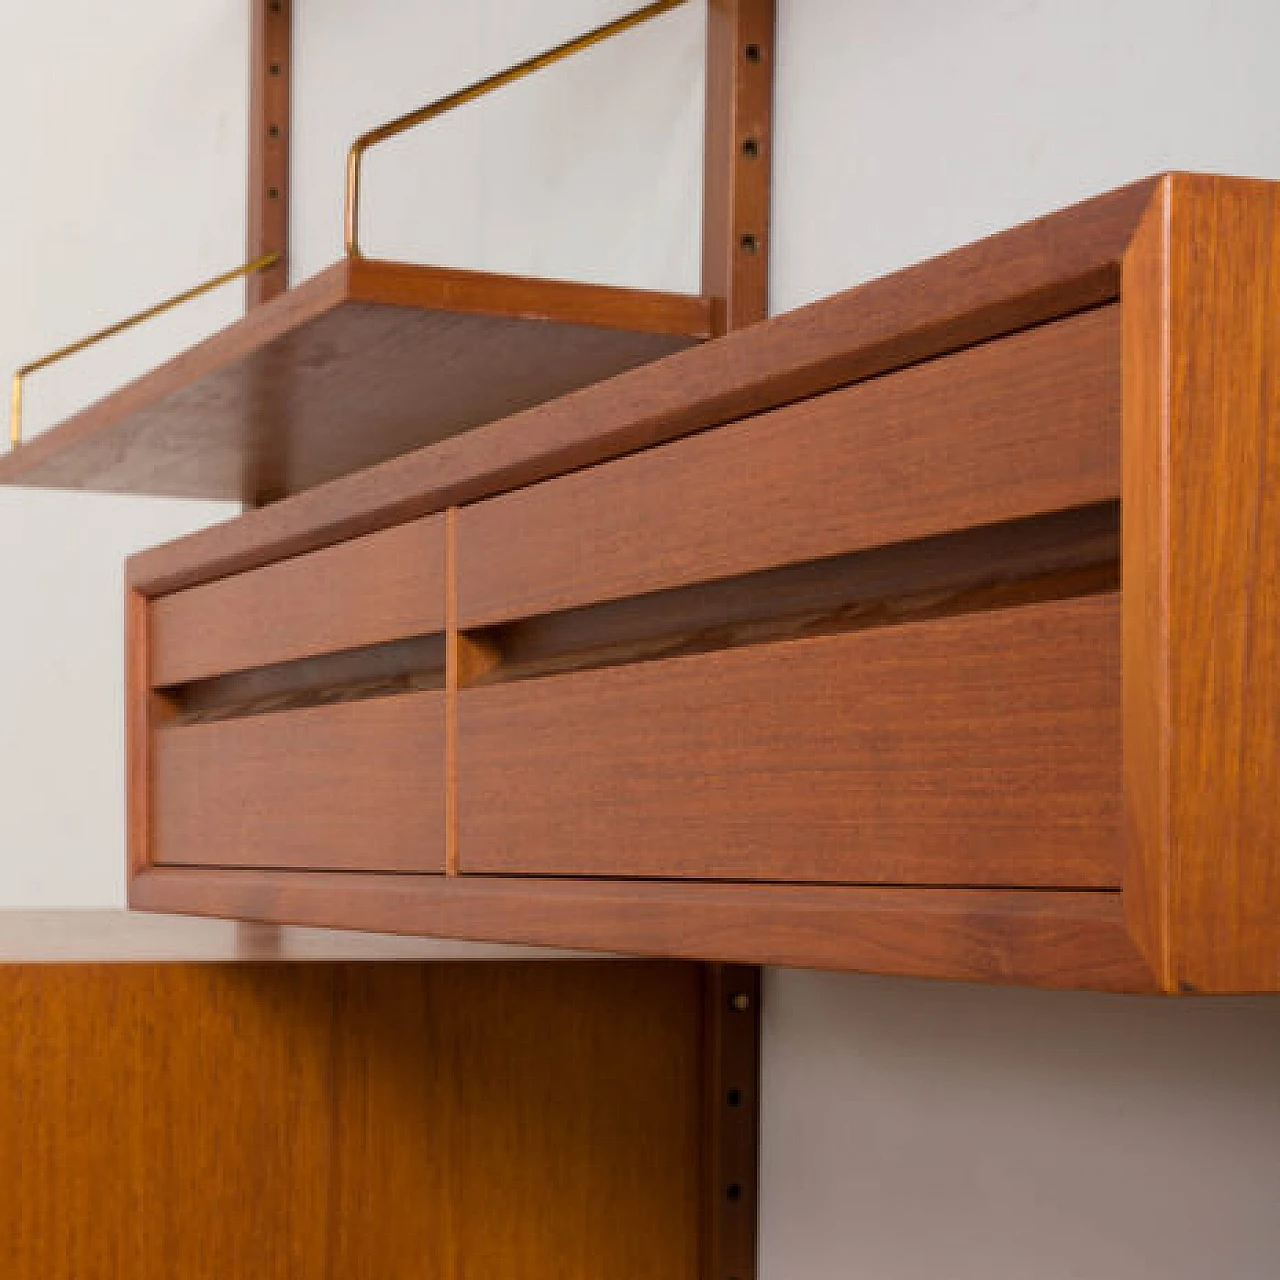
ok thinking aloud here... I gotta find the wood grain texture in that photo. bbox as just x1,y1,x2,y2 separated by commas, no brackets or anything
166,636,446,725
0,258,709,502
130,870,1157,993
152,693,446,872
459,305,1120,627
127,177,1160,598
459,595,1123,887
703,0,775,330
322,962,702,1280
1122,173,1280,993
248,0,290,307
0,961,702,1280
150,514,445,687
469,506,1119,686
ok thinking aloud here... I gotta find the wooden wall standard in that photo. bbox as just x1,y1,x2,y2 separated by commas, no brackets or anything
699,10,773,1276
247,0,290,307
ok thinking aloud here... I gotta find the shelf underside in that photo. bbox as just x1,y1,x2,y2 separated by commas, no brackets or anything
0,258,713,503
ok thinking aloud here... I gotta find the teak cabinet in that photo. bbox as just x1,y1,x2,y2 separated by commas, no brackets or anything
127,173,1280,996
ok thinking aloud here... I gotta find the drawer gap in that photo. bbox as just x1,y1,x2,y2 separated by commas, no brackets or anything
461,502,1119,689
162,633,446,726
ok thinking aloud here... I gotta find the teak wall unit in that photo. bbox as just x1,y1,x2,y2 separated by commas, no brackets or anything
2,3,1278,1273
109,171,1279,997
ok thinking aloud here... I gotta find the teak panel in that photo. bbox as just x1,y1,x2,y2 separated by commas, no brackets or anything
131,870,1155,992
1123,174,1280,993
0,258,710,502
153,693,445,872
150,514,445,687
0,961,702,1280
127,178,1159,598
458,305,1120,626
459,594,1122,887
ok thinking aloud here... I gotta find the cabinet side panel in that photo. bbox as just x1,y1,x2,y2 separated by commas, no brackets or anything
1125,174,1280,993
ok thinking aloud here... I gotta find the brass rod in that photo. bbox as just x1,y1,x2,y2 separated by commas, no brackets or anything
10,252,279,450
344,0,690,258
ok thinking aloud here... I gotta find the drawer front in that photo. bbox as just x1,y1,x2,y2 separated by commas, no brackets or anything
153,693,445,872
458,594,1122,887
151,514,446,687
457,306,1119,628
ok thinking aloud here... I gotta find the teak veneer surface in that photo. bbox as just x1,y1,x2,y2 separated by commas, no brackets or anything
0,258,710,502
457,305,1120,626
0,961,703,1280
460,594,1123,887
153,692,447,872
151,513,446,687
1123,174,1280,993
130,870,1155,993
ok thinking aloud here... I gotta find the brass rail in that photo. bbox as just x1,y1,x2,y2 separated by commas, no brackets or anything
343,0,691,258
9,253,279,450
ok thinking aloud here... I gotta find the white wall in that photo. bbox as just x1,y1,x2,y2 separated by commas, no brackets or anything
772,0,1280,312
0,1,244,906
761,973,1280,1280
2,2,1279,1275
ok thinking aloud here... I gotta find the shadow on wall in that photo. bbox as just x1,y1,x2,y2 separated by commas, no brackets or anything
761,970,1280,1280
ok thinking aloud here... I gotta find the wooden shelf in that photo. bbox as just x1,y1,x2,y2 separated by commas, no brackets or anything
0,258,713,503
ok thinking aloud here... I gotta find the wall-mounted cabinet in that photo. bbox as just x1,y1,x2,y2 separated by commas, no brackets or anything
121,172,1280,996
